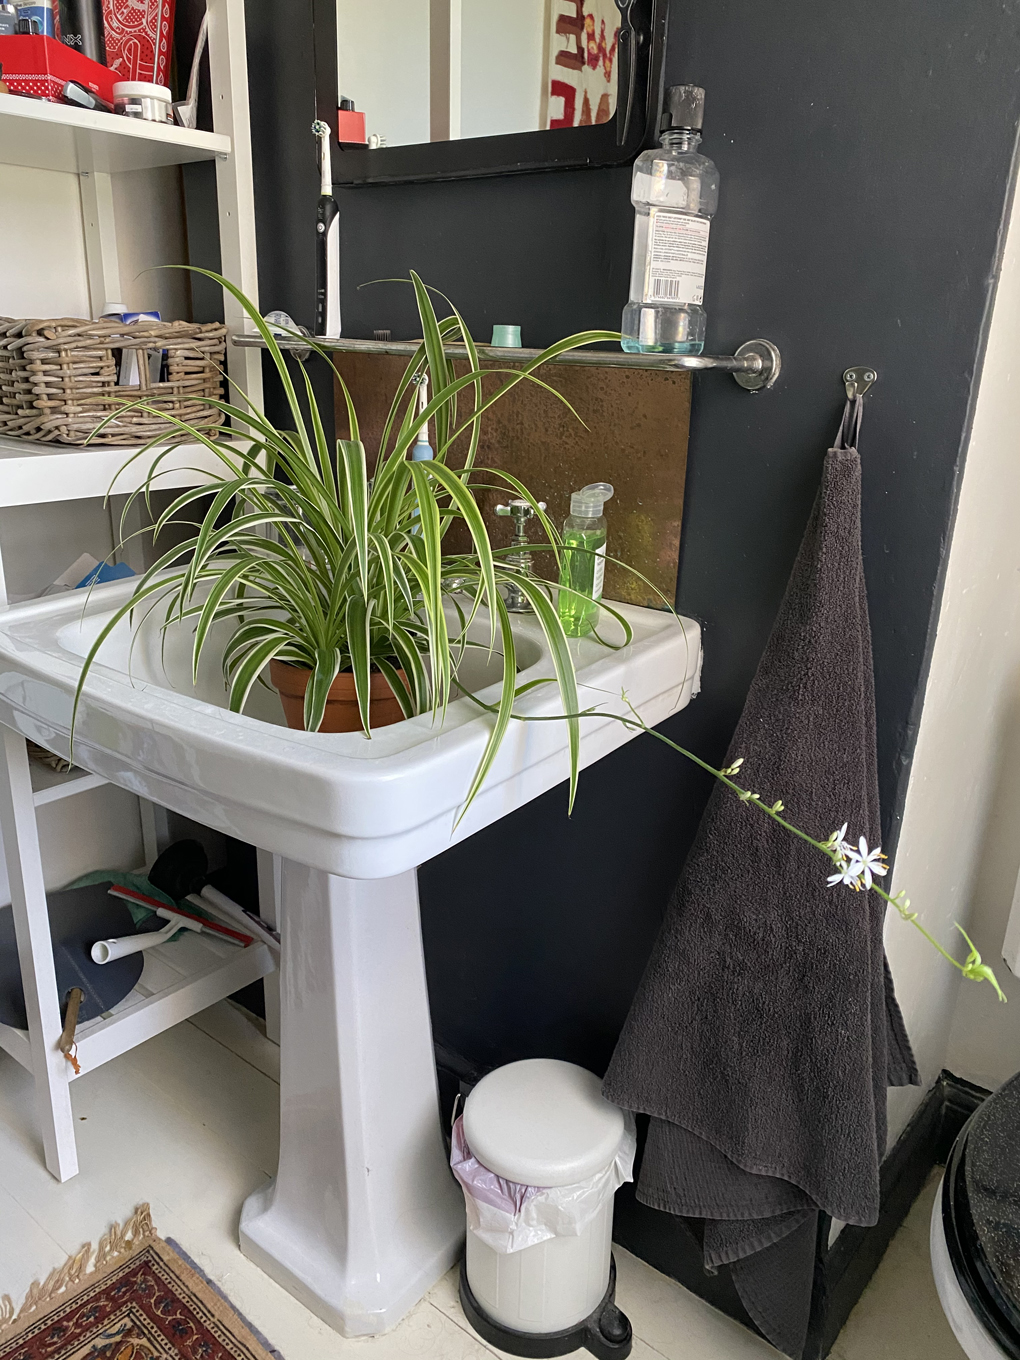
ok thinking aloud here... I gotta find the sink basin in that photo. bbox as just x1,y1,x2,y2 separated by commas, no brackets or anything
0,580,702,878
0,580,702,1337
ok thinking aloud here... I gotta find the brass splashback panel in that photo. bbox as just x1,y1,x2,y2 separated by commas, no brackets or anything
333,353,690,608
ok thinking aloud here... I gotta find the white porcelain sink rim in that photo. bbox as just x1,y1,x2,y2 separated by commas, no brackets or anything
0,580,703,877
0,579,699,762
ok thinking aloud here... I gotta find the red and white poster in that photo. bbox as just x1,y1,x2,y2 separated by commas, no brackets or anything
544,0,620,129
101,0,175,86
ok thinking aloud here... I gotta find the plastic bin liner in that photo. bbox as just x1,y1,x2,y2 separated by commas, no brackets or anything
450,1113,636,1254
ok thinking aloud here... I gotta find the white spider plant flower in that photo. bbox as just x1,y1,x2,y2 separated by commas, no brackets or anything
852,837,889,890
827,859,864,890
824,822,852,864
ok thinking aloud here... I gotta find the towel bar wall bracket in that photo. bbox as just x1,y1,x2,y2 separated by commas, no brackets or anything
231,333,783,392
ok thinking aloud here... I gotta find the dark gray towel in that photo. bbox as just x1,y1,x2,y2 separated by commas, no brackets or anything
603,404,919,1358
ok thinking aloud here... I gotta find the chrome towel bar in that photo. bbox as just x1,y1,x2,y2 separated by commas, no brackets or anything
231,333,782,392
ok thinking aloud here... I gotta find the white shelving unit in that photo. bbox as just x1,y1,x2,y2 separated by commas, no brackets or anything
0,91,230,174
0,0,276,1184
0,922,274,1077
29,762,108,808
0,434,239,509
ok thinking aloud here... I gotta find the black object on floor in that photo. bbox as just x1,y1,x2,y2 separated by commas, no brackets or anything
0,883,144,1029
941,1068,1020,1358
458,1254,632,1360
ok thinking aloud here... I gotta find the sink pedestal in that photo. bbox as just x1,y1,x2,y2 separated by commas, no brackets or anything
239,860,464,1336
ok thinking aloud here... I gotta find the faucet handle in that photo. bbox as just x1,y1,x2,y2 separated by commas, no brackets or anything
495,498,547,532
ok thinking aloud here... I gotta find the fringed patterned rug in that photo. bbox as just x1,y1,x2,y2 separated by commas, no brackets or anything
0,1205,282,1360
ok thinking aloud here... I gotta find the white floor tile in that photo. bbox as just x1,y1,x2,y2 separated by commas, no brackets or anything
831,1170,965,1360
162,1226,496,1360
116,1017,281,1175
613,1246,778,1360
0,1021,976,1360
0,1035,273,1257
188,999,281,1084
0,1184,67,1307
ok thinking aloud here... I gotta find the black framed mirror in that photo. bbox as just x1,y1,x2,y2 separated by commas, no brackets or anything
316,0,668,188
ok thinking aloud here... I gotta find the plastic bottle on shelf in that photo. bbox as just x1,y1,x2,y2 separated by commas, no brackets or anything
558,483,614,638
621,85,719,355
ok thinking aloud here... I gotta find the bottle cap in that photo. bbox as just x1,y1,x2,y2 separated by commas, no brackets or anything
491,324,522,348
570,482,614,517
339,96,355,111
663,84,705,131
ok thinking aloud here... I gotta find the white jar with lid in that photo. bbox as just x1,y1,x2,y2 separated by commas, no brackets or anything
113,82,172,123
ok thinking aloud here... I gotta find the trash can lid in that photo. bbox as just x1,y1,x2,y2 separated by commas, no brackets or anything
463,1058,625,1187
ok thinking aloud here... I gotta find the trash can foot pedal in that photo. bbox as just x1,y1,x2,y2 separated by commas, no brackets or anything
459,1253,633,1359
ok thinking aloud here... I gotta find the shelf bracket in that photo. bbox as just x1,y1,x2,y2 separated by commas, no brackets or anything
78,170,121,317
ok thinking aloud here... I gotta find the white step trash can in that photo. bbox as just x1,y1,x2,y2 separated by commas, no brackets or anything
451,1057,636,1359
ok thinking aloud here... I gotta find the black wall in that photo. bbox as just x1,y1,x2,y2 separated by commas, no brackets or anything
238,0,1020,1262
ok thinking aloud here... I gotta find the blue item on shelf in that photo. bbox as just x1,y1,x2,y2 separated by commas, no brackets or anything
75,561,135,589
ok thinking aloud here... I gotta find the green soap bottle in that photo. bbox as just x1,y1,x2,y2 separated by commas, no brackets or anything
558,482,614,637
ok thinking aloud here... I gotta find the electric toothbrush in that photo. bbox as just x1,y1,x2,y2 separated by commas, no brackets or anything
312,119,341,337
411,375,434,461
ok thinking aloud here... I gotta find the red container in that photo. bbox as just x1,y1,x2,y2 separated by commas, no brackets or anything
0,34,115,103
101,0,175,86
337,107,366,144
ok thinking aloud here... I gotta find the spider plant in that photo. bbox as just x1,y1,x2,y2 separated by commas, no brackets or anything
73,271,635,814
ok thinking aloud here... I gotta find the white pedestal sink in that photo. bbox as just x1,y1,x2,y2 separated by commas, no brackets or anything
0,582,701,1335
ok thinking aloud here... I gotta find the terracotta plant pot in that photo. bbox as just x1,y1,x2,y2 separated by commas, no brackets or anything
270,659,408,733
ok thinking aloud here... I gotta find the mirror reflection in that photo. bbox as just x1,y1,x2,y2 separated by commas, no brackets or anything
336,1,622,148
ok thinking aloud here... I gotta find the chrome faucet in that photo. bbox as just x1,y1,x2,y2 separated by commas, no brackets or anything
495,498,547,613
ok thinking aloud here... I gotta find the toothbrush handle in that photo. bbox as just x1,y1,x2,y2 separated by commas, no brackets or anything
315,197,341,337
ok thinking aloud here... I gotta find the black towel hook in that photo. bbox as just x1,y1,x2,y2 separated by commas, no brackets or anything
844,366,877,400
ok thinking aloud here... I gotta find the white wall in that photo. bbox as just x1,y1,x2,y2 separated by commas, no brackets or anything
0,165,91,318
336,0,545,146
0,163,187,320
0,158,190,894
337,0,430,147
883,163,1020,1139
111,167,190,318
461,0,545,140
938,208,1020,1087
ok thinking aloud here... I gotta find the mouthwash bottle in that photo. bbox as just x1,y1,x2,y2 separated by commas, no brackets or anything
621,85,719,354
558,483,614,637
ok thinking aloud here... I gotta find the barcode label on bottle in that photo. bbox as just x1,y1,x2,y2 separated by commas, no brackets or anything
593,543,606,601
643,210,710,306
650,277,687,299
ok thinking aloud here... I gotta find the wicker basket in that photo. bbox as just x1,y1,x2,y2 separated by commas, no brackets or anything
0,317,227,446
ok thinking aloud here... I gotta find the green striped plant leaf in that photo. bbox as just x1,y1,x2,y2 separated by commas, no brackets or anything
68,270,652,818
